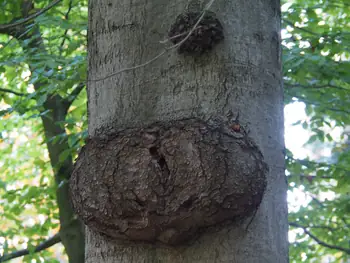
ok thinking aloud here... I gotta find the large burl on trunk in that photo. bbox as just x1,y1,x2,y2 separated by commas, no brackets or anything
70,117,267,246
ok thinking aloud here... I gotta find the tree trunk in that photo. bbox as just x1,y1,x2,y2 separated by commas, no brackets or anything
74,0,288,262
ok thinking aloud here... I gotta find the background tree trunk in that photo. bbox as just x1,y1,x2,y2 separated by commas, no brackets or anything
84,0,288,262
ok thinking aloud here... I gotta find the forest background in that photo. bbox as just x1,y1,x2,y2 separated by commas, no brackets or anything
0,0,349,262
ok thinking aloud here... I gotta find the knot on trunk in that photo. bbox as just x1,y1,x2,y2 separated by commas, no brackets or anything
168,11,224,54
70,118,267,245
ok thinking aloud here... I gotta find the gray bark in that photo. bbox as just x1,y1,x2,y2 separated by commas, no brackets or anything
84,0,288,262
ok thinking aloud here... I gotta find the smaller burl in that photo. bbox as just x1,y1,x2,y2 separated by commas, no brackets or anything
168,11,224,54
69,118,267,246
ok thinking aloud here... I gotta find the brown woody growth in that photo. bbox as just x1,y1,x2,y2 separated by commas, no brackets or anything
70,118,267,245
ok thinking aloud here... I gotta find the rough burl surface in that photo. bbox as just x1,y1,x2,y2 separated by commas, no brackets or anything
70,118,267,245
168,11,224,54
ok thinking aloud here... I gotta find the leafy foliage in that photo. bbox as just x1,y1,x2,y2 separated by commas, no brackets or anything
0,0,349,262
0,0,87,262
282,0,350,262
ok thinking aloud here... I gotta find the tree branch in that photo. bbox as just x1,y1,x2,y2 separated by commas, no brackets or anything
307,225,340,232
289,95,350,114
0,88,27,97
288,157,350,173
0,233,61,262
0,0,62,31
287,173,334,184
285,83,349,92
63,82,85,112
68,83,85,102
282,19,320,36
289,222,350,254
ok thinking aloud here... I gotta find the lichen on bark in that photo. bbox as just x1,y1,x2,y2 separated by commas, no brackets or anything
70,117,268,246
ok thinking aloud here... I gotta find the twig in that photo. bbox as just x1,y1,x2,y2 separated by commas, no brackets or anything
0,0,62,31
89,0,216,82
89,49,168,82
159,26,203,44
59,0,74,56
0,233,61,262
289,222,350,254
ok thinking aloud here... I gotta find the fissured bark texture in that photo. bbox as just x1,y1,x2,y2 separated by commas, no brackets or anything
70,118,267,245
